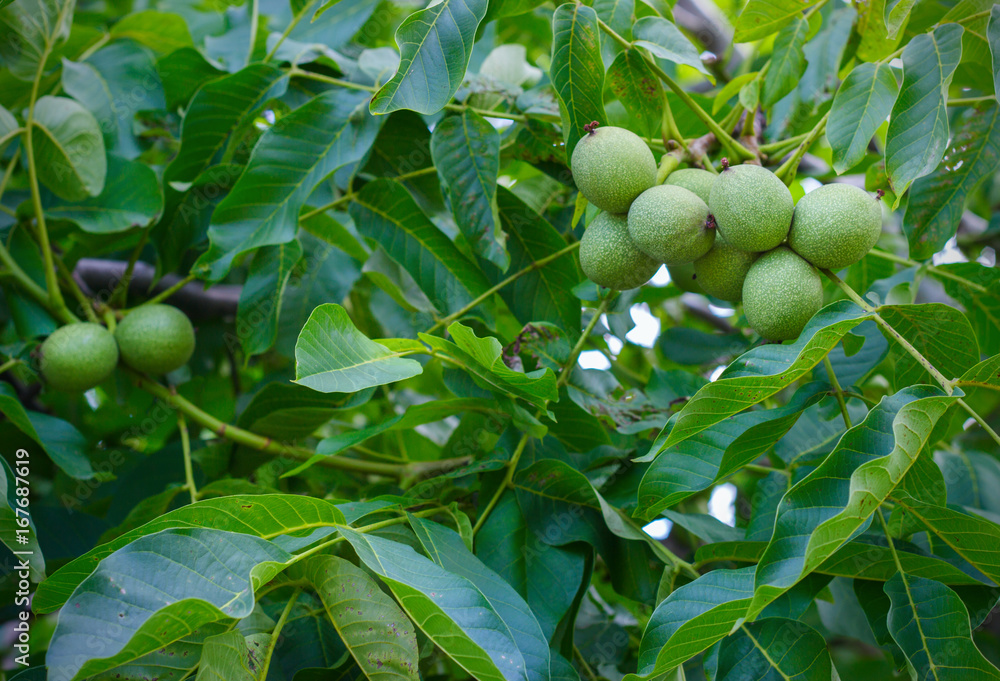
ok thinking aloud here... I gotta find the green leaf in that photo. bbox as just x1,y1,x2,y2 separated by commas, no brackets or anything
298,555,419,680
34,494,347,614
109,9,194,54
61,41,166,159
337,527,528,681
651,301,870,456
284,398,497,476
431,110,507,270
635,567,756,677
632,17,713,80
350,178,493,315
749,386,958,618
762,16,808,106
828,63,899,174
420,323,557,410
30,95,106,201
904,102,1000,260
637,382,827,519
369,0,487,115
936,263,1000,355
890,492,1000,584
491,188,581,338
955,352,1000,393
595,0,633,40
885,573,1000,679
607,49,664,140
713,71,758,115
294,303,423,394
733,0,822,43
237,240,303,358
199,89,382,280
0,457,44,580
157,47,226,111
879,304,980,386
47,528,295,681
43,154,163,232
164,63,289,184
0,104,17,155
883,0,918,39
714,619,834,681
0,0,74,80
695,538,990,585
195,630,260,681
550,3,607,155
0,383,94,480
885,23,964,199
409,516,550,681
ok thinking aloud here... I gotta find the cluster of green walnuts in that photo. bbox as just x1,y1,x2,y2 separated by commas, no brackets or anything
573,125,883,341
38,304,196,392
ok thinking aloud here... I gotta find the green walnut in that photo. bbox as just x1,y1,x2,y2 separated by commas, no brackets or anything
115,304,196,375
39,323,119,391
579,212,661,290
788,183,882,270
693,236,758,302
708,164,793,253
742,247,824,341
667,262,702,294
664,168,716,204
571,125,657,214
627,185,715,265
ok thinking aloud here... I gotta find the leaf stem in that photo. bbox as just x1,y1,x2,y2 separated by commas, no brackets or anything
956,397,1000,448
948,95,995,106
775,110,830,184
129,272,199,310
246,0,260,65
54,256,100,323
179,413,198,503
257,589,300,681
265,0,318,61
866,248,988,293
109,225,153,307
822,268,954,392
427,241,581,334
596,19,755,161
823,355,852,428
0,358,21,375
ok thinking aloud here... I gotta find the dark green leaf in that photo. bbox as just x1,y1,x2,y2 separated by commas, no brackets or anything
885,23,964,198
715,619,833,681
369,0,487,115
607,49,663,140
749,386,957,618
47,528,293,681
0,457,45,580
109,9,194,54
637,382,827,519
31,95,106,201
163,64,288,184
43,154,163,233
550,3,607,155
0,0,74,80
491,188,581,337
431,110,507,270
632,17,713,79
904,102,1000,260
936,263,1000,355
294,303,423,393
195,630,260,681
0,383,94,480
879,303,980,386
157,47,225,111
651,301,869,455
828,63,899,174
337,527,531,681
734,0,822,43
237,240,302,358
350,178,492,315
34,494,347,614
409,516,550,681
762,17,808,106
236,382,374,440
885,573,1000,679
990,6,1000,101
61,41,166,159
199,89,381,280
298,555,420,680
